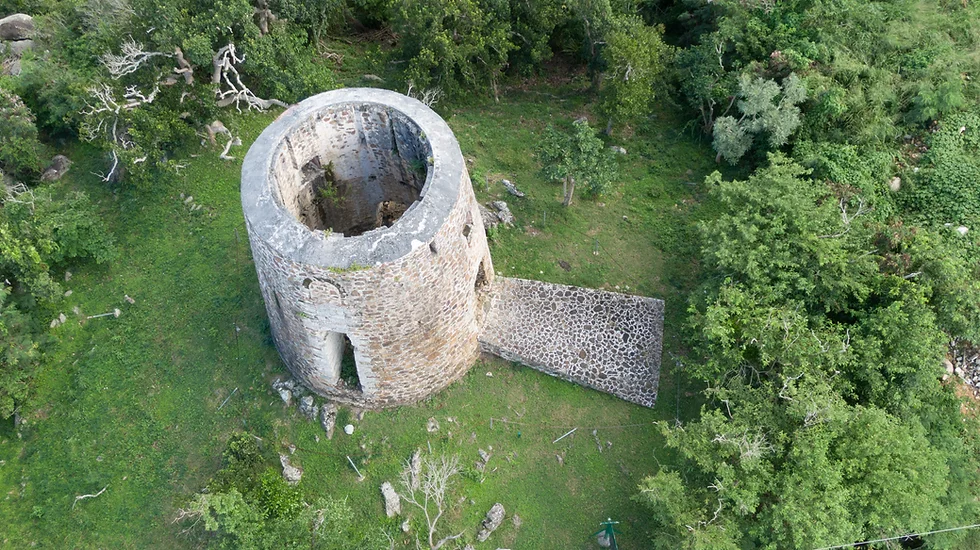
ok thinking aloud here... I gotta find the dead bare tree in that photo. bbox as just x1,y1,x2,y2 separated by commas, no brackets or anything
173,47,194,85
406,81,444,107
101,38,169,79
81,83,160,181
2,180,36,212
212,44,288,112
398,452,463,550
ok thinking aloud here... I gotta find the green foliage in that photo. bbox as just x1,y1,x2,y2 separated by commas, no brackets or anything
599,16,671,132
537,118,618,205
394,0,515,97
903,111,980,227
641,155,980,549
240,25,338,104
0,90,42,180
269,0,346,42
256,468,301,520
0,286,41,419
185,436,386,549
794,140,897,220
712,73,806,164
1,188,117,300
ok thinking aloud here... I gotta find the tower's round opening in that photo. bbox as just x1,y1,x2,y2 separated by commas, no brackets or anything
271,103,431,236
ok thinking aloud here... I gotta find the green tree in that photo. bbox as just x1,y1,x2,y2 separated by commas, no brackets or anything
638,155,980,549
712,73,806,164
599,16,670,134
0,286,41,419
0,90,42,181
394,0,515,99
537,118,618,206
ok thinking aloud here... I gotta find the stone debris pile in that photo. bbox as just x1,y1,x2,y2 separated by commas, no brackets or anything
949,341,980,399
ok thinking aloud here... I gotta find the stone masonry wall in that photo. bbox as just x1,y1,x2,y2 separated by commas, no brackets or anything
247,179,492,408
243,89,493,409
479,277,663,407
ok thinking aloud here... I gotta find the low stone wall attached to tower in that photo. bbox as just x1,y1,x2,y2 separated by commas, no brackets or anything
243,88,664,410
479,277,664,407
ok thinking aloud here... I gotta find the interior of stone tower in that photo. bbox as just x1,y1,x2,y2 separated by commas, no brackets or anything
272,103,431,236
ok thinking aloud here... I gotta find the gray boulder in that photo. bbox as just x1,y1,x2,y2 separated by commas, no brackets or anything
3,57,20,76
320,402,337,439
0,14,33,41
299,395,318,420
40,155,73,182
279,454,302,485
491,201,515,226
8,39,32,57
380,481,401,517
476,503,505,542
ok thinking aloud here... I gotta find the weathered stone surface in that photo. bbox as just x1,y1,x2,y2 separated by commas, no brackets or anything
888,176,901,192
501,179,525,197
0,14,33,41
8,39,32,57
320,402,337,439
491,201,514,226
380,481,400,517
479,203,499,230
476,503,505,542
242,89,494,410
40,155,72,182
3,57,19,76
280,454,302,484
480,277,663,407
609,145,627,155
299,395,318,420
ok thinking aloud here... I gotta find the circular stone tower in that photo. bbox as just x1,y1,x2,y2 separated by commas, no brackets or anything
241,88,493,408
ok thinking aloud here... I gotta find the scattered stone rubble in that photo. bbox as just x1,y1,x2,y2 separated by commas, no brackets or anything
949,341,980,399
501,179,525,198
491,201,515,226
272,377,348,439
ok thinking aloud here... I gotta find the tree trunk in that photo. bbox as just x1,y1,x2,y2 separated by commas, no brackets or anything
563,176,575,207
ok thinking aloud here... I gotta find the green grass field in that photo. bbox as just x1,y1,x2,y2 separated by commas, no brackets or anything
0,75,715,548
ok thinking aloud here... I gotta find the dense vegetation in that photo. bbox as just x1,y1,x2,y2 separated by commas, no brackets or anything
3,0,980,548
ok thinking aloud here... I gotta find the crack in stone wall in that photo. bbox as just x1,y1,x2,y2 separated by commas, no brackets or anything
479,277,663,407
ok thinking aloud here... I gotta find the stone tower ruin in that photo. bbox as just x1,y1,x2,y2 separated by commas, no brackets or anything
242,88,663,409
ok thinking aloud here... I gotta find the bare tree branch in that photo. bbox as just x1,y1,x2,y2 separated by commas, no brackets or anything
101,38,169,79
72,484,109,510
398,452,461,549
212,44,287,112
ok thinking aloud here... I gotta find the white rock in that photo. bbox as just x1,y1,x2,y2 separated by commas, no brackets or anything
957,226,969,236
381,481,401,517
888,176,901,192
344,424,355,435
279,454,302,484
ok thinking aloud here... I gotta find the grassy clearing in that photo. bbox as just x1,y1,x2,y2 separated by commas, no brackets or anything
0,75,712,548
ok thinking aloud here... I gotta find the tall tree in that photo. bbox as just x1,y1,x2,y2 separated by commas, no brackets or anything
599,16,671,134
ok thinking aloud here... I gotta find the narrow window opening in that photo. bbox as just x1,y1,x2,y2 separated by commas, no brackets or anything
339,335,361,392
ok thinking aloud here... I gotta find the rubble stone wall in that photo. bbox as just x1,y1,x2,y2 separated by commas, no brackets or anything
479,277,663,407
